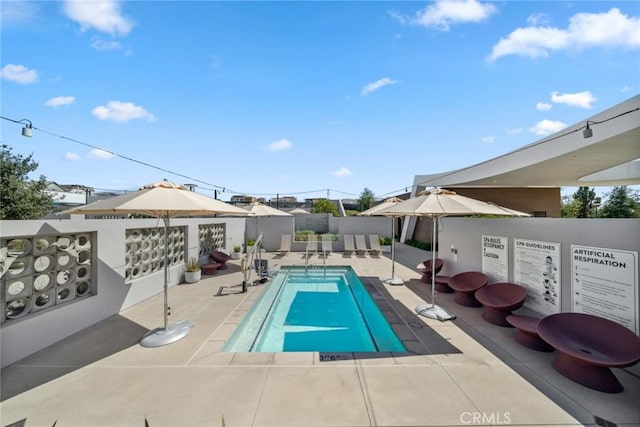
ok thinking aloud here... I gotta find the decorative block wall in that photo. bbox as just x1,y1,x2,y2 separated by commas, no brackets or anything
1,233,94,324
124,226,185,282
198,223,226,256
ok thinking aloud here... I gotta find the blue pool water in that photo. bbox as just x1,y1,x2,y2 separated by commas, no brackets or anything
222,266,406,352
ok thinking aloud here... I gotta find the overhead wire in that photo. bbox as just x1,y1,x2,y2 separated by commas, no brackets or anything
1,115,408,199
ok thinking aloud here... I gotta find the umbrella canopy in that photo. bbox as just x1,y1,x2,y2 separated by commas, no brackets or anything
61,181,249,347
379,188,530,321
381,189,530,218
63,181,249,218
358,197,404,217
244,202,292,217
289,207,310,215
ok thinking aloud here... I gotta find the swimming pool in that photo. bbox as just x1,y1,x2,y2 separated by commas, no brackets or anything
222,266,406,352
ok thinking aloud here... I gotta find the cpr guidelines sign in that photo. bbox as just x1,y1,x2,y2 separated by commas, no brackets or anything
571,245,638,333
514,239,561,315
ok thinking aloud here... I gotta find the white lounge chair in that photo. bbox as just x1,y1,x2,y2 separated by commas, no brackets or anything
306,235,318,255
343,234,355,255
321,234,333,256
369,234,382,256
355,234,369,255
278,234,291,256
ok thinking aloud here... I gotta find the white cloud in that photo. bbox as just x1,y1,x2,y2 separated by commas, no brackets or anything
489,8,640,61
550,90,597,109
1,0,39,25
63,0,134,36
506,127,522,135
1,64,38,84
91,37,123,51
91,101,156,122
527,13,551,27
481,136,495,144
88,149,115,159
536,102,552,111
393,0,497,31
529,119,567,136
65,152,80,161
266,139,292,151
620,85,633,93
45,96,76,108
361,77,398,96
332,167,353,178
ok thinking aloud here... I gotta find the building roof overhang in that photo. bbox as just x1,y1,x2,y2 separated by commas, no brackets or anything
414,95,640,189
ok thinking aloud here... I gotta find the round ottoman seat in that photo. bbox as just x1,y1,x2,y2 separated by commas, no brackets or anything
506,315,554,352
475,282,527,326
448,271,488,307
201,263,222,275
537,312,640,393
210,251,232,270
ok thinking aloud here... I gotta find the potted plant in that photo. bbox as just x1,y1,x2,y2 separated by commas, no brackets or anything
184,258,201,283
246,239,256,253
231,245,242,259
379,236,392,253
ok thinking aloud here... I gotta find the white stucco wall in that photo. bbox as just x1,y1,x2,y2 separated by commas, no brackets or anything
0,217,246,367
435,217,640,321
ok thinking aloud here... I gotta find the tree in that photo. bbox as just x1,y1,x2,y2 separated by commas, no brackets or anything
311,198,339,216
599,186,639,218
573,186,596,218
357,188,375,212
0,144,54,220
560,194,580,218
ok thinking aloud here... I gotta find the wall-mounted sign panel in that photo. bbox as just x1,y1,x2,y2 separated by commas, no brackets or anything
514,239,561,316
482,235,508,284
571,245,638,334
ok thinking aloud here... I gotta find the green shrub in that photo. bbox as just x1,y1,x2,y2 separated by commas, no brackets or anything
379,236,392,245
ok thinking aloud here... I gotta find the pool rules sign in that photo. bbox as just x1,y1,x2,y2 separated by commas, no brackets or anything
571,245,638,334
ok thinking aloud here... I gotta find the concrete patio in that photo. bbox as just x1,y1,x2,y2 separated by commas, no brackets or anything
1,244,638,427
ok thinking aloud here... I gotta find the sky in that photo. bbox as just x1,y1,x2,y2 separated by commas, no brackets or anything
1,0,639,202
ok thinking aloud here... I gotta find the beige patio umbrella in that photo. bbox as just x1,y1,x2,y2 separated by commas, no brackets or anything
359,197,404,285
245,202,293,217
289,207,310,214
381,188,531,321
62,181,250,347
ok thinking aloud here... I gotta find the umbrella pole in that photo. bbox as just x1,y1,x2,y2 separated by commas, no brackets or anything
384,216,403,285
163,217,169,329
139,216,195,347
414,216,455,321
431,217,437,308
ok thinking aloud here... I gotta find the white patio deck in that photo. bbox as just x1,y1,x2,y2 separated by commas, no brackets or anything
1,244,638,426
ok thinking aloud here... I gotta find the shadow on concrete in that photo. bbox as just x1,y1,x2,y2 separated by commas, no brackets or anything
0,315,148,401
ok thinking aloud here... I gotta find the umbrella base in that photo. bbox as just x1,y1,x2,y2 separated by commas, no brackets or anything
383,277,404,286
415,303,456,322
139,319,195,348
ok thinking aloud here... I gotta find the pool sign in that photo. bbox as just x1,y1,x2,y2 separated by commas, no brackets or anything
571,245,638,334
481,235,508,284
513,239,561,316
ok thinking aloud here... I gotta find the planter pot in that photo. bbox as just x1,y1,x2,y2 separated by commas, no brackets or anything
381,245,391,253
184,270,201,284
231,251,241,260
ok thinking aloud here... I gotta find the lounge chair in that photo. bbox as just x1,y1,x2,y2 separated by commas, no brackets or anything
343,234,355,255
278,234,291,256
355,234,369,256
321,234,333,256
368,235,382,256
306,235,318,255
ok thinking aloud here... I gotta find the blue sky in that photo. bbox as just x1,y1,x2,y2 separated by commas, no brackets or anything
1,0,638,201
